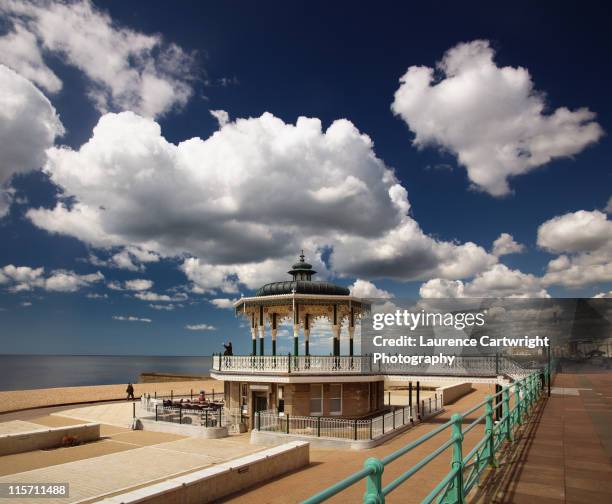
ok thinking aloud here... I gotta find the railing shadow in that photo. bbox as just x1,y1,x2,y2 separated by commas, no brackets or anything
468,395,548,504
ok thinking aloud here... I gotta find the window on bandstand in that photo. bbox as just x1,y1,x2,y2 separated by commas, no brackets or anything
329,384,342,415
310,384,323,415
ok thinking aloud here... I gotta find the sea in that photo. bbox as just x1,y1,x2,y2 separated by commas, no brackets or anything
0,355,212,391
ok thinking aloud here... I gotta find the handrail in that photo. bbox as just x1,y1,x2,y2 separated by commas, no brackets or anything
212,353,550,377
303,362,554,504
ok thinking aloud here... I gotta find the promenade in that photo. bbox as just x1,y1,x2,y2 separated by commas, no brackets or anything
473,371,612,504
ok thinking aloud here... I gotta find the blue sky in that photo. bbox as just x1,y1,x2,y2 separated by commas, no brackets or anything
0,1,610,355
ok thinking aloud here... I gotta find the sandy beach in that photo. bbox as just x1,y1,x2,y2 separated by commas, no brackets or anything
0,379,223,414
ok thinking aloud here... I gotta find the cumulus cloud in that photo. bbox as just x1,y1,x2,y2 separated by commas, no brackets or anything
88,247,160,272
0,265,103,292
0,0,196,118
124,278,153,291
0,64,64,217
134,291,187,302
209,298,236,309
349,279,392,299
492,233,525,257
185,323,216,331
149,303,176,311
0,23,62,93
210,109,229,127
420,264,549,298
538,210,612,288
113,315,151,323
27,110,497,292
392,40,603,196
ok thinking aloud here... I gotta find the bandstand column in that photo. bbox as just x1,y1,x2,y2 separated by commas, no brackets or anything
258,305,265,355
332,304,340,356
250,313,257,356
271,313,277,356
304,314,310,356
332,325,340,356
349,307,355,356
293,303,299,356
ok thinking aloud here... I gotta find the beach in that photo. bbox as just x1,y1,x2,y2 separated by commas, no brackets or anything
0,379,223,414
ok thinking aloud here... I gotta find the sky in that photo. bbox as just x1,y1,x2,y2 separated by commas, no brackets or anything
0,0,610,356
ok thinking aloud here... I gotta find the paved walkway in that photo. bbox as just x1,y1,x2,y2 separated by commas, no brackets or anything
52,402,137,428
0,403,263,504
0,420,47,435
223,384,494,503
472,372,612,504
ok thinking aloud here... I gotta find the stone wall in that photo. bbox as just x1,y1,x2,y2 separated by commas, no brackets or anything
97,441,310,504
0,423,100,456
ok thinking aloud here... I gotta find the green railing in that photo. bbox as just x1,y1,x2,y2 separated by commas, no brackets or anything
303,366,552,504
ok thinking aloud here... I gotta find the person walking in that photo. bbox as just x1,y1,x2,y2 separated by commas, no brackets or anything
126,383,135,400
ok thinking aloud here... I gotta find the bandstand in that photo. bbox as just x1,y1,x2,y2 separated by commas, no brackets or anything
210,253,383,428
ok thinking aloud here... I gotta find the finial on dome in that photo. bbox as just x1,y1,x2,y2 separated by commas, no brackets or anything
299,249,305,262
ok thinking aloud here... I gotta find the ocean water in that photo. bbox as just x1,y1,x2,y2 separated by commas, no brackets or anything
0,355,212,391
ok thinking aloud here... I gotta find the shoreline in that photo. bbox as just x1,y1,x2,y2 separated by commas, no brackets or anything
0,379,223,415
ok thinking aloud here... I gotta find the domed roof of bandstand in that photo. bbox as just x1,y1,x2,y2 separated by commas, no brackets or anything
254,252,350,297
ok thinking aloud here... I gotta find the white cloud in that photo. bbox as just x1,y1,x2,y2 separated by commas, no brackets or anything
113,315,151,323
124,278,153,291
88,247,160,272
0,64,64,217
348,279,392,299
420,264,549,298
0,23,61,93
86,293,108,299
209,298,236,309
392,40,603,196
492,233,525,257
149,303,175,311
0,0,196,118
134,291,187,302
0,265,103,292
27,110,498,291
538,210,612,288
20,301,32,307
210,109,229,127
185,323,216,331
538,210,611,253
44,270,104,292
593,291,612,298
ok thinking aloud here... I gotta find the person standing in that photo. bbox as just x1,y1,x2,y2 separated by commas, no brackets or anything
126,383,135,400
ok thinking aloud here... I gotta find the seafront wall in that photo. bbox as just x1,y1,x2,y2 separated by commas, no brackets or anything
97,441,310,504
436,382,472,404
0,423,100,455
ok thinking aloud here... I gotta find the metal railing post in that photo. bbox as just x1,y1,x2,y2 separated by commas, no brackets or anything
354,419,358,441
485,395,498,467
502,386,512,442
448,413,464,504
288,353,292,373
286,414,290,434
318,416,321,437
370,419,373,440
155,404,158,422
515,382,522,426
363,457,384,504
179,407,182,424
